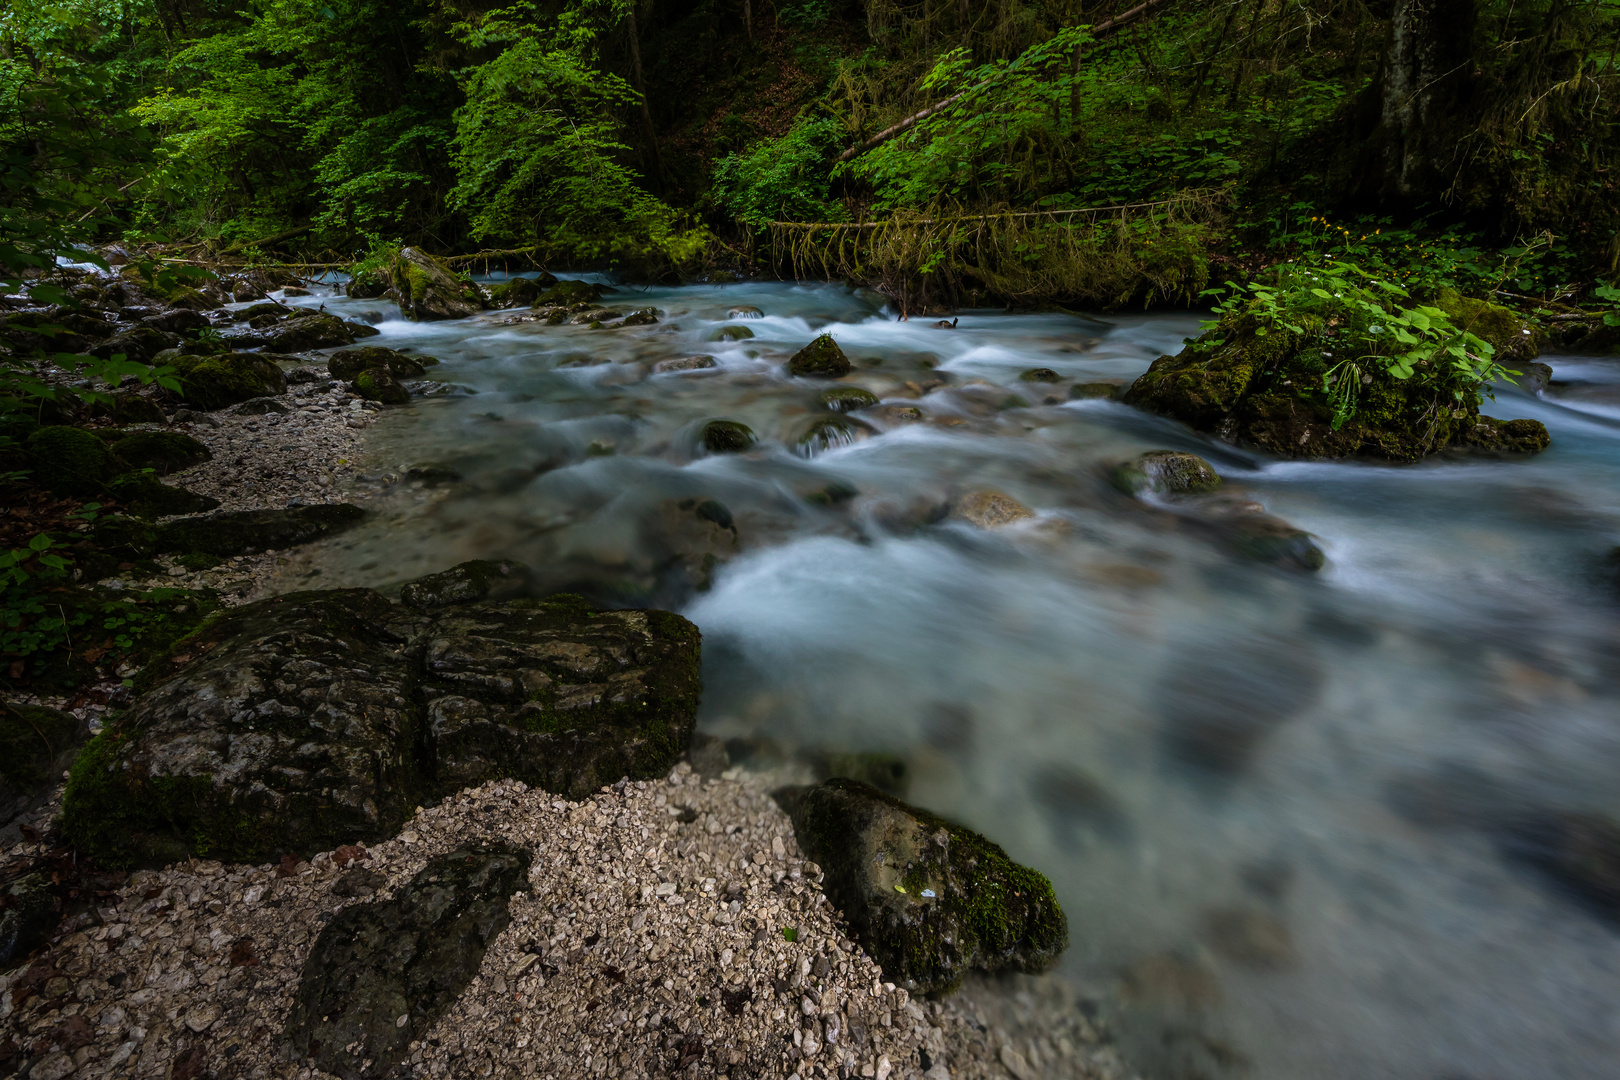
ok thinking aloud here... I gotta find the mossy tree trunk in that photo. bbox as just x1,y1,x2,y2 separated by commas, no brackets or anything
1371,0,1480,203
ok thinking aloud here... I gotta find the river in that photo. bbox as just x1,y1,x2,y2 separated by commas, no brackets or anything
267,276,1620,1080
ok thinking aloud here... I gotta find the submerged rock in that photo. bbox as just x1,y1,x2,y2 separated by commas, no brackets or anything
727,305,764,319
155,503,366,556
701,419,756,454
788,334,851,377
1069,381,1124,400
172,352,289,411
1123,311,1549,462
285,843,532,1080
329,345,434,381
653,354,718,374
1500,810,1620,922
820,386,879,412
797,416,870,455
1019,368,1061,383
951,490,1035,528
386,246,488,321
108,431,212,475
351,366,410,405
1110,451,1222,497
399,559,533,610
489,274,557,307
784,778,1068,994
709,324,754,342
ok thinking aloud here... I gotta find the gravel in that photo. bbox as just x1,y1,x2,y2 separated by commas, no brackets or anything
1,763,1138,1080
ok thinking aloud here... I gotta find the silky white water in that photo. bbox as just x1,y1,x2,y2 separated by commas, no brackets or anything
272,276,1620,1080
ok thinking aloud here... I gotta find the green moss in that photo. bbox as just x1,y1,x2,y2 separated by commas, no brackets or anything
1435,288,1540,362
709,324,754,341
820,387,879,412
25,425,119,496
171,353,288,411
109,431,212,475
534,279,605,307
788,334,852,377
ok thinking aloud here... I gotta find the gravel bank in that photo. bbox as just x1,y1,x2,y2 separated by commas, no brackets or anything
1,764,1136,1080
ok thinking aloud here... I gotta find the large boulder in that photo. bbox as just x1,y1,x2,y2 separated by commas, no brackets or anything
62,590,422,866
351,367,410,405
1110,451,1222,497
419,597,703,799
1434,288,1541,365
399,559,533,610
788,334,852,377
263,311,380,351
285,844,531,1079
107,473,220,519
155,503,366,556
89,326,182,364
24,425,121,496
107,430,212,475
785,778,1068,994
172,352,288,410
328,345,434,381
62,589,702,865
489,274,557,307
386,247,487,321
1122,313,1549,462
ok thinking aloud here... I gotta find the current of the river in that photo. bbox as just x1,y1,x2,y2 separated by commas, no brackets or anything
266,276,1620,1080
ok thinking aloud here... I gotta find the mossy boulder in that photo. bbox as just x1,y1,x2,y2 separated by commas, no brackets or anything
821,386,879,412
1020,368,1061,383
107,473,220,519
231,301,292,322
155,503,366,556
534,279,605,307
387,246,487,321
264,311,380,351
61,589,702,865
25,425,120,496
709,324,754,342
1110,451,1223,497
328,345,434,381
701,419,756,454
87,392,166,425
619,307,659,326
352,367,410,405
89,326,182,364
285,844,532,1080
1434,288,1541,365
1122,314,1549,462
788,334,852,377
2,702,90,831
91,515,161,559
797,416,870,455
1460,415,1552,455
345,268,390,299
172,352,288,411
108,431,212,475
489,274,557,307
398,559,534,610
785,778,1068,994
0,869,58,968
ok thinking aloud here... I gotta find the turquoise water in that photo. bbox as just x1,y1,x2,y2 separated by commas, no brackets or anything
276,276,1620,1080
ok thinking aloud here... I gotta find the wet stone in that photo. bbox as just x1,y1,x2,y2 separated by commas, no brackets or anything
788,334,852,377
653,354,718,374
398,558,534,610
284,843,532,1080
951,490,1035,528
1111,450,1222,497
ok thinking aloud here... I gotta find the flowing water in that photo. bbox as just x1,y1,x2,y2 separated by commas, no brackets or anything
270,277,1620,1080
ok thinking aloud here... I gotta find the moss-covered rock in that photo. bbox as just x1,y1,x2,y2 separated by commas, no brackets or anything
89,326,182,364
91,515,161,559
534,279,605,307
345,268,390,299
797,416,870,455
1122,315,1548,462
106,472,220,519
1020,367,1061,383
87,392,167,425
285,844,531,1080
951,491,1034,528
398,559,534,610
1434,288,1541,365
652,355,718,374
1460,415,1552,455
108,431,212,475
788,334,852,377
701,419,756,454
619,307,659,326
1110,451,1222,497
709,324,755,342
172,352,288,411
231,301,292,322
821,386,880,412
351,367,410,405
727,305,764,319
329,345,432,380
1069,381,1124,400
2,702,89,831
785,778,1068,994
489,274,557,307
25,425,120,496
155,503,366,556
387,246,487,321
264,311,380,351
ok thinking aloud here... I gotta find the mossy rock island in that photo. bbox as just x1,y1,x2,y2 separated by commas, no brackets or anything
172,352,289,411
788,334,852,378
385,246,488,320
1123,307,1549,462
329,345,434,381
62,579,702,866
785,778,1068,994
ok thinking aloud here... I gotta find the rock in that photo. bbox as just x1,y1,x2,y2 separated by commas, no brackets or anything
89,325,183,364
108,430,212,475
1520,361,1553,394
2,702,89,832
820,386,879,412
62,589,701,863
797,417,870,455
90,515,161,559
710,325,755,341
1030,765,1129,850
701,419,756,454
1500,810,1620,922
1202,907,1296,969
784,778,1068,994
24,425,119,496
1110,450,1222,497
1019,368,1061,383
398,559,534,610
571,307,622,325
653,355,718,374
1157,634,1322,774
231,396,291,416
385,246,487,321
1122,313,1549,461
106,473,221,519
534,279,606,307
488,275,557,307
344,269,389,299
87,392,166,425
351,367,410,405
231,301,291,322
727,306,764,319
172,352,288,410
264,311,380,351
0,870,57,969
329,345,434,381
62,589,421,866
619,307,659,326
1069,381,1124,400
708,270,741,284
1460,415,1552,455
1434,288,1541,364
1210,512,1326,571
155,503,366,556
809,751,909,798
140,308,211,334
284,844,532,1080
405,464,462,484
788,334,852,377
420,597,703,799
951,491,1035,528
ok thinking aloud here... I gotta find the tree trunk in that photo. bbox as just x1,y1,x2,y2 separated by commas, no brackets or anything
1376,0,1479,202
744,0,752,43
625,7,665,190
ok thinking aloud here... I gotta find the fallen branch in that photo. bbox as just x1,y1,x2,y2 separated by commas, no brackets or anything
836,0,1174,163
214,225,314,257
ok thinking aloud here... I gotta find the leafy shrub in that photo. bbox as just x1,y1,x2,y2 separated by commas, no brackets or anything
713,117,848,232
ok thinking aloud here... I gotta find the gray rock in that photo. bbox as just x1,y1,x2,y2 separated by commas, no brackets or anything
0,870,58,971
727,306,764,319
155,504,366,557
784,779,1068,994
263,312,380,352
284,844,531,1079
653,355,717,374
399,559,534,610
231,396,291,416
385,247,488,321
1110,451,1222,497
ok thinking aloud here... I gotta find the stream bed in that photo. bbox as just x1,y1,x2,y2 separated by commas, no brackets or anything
267,277,1620,1080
